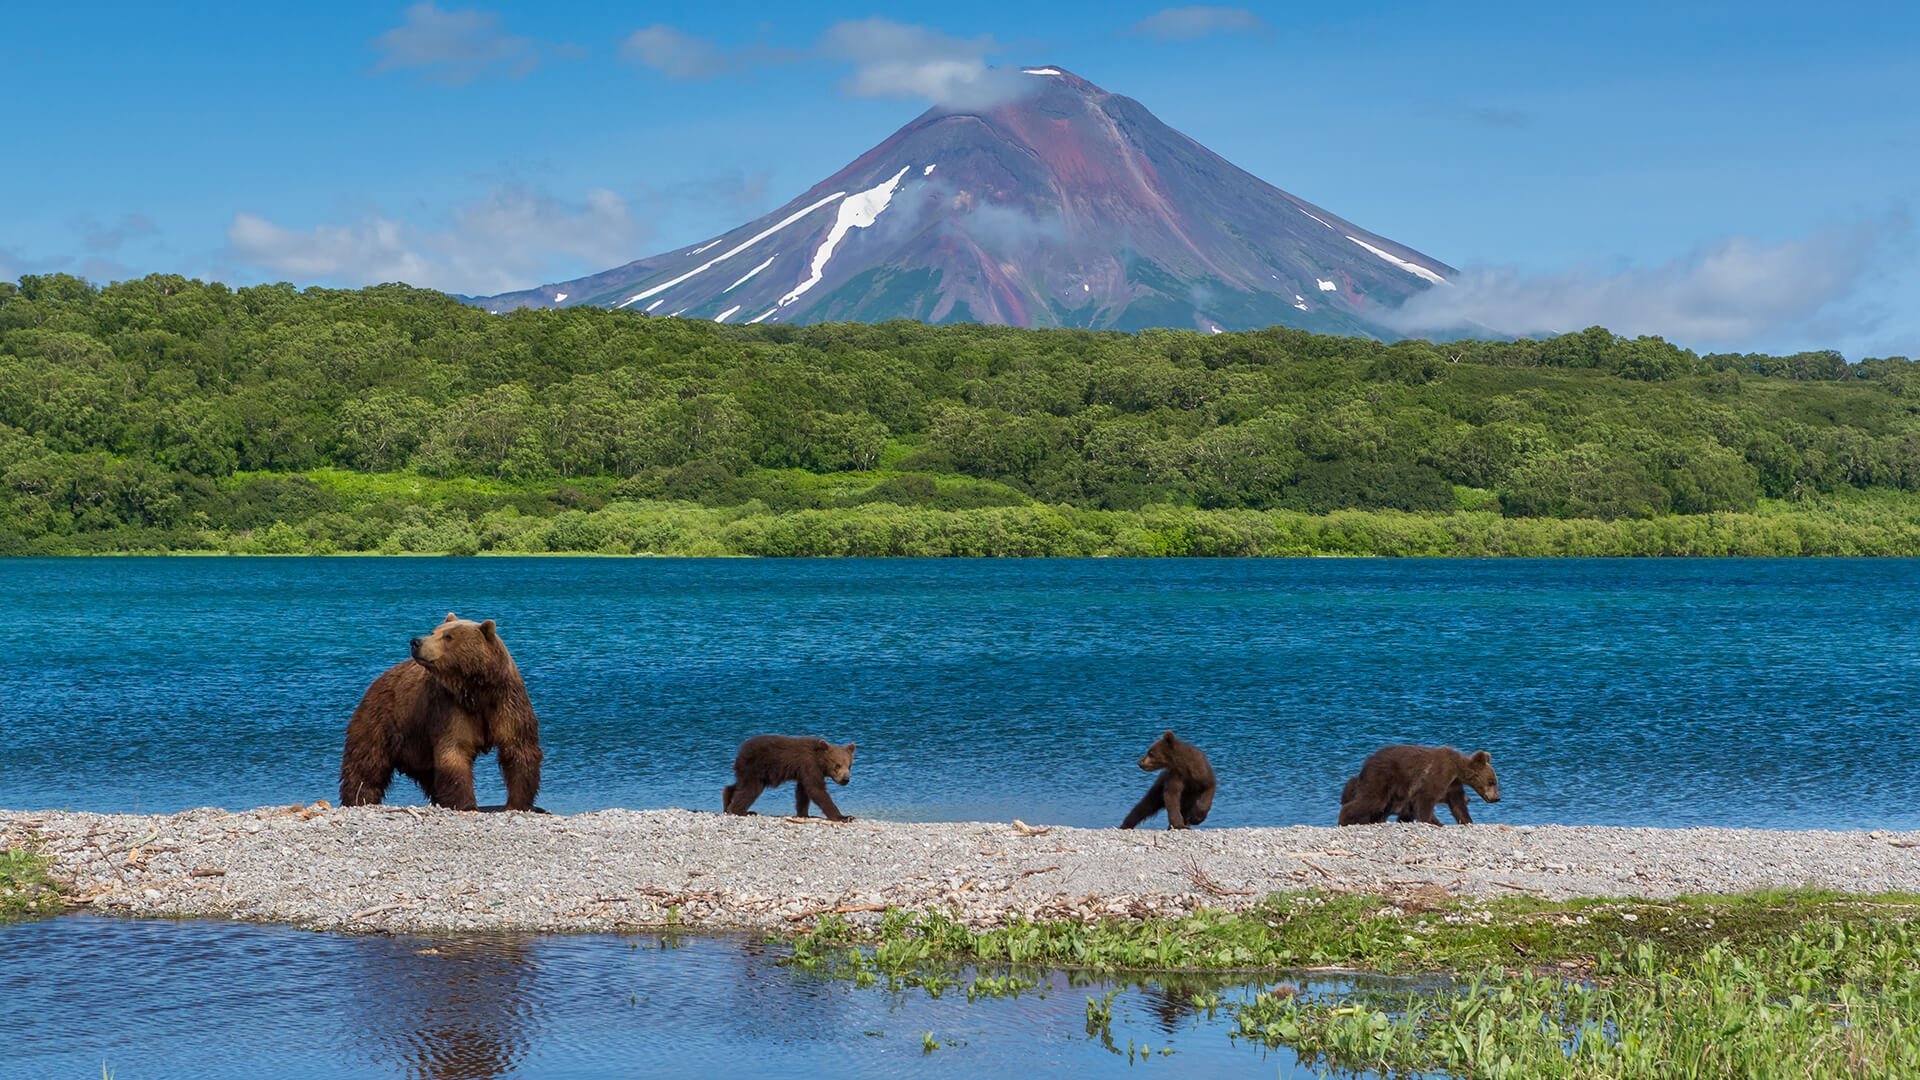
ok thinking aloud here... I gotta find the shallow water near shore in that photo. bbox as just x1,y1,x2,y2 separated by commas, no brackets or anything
2,915,1355,1079
4,556,1918,829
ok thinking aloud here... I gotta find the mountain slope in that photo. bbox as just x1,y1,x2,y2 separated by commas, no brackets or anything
474,67,1452,335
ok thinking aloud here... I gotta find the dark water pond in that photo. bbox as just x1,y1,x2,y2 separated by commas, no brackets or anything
3,556,1918,829
1,916,1348,1079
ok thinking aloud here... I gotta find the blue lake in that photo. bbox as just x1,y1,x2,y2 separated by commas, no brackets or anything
3,556,1918,830
2,916,1338,1079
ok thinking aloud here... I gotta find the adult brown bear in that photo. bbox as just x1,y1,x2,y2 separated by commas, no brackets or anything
339,613,543,811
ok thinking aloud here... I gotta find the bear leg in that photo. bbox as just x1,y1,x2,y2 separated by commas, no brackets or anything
799,776,853,822
430,744,479,811
1184,785,1214,827
1120,776,1167,829
339,743,396,807
1405,793,1442,826
1161,776,1189,829
1338,796,1388,826
725,780,765,815
722,783,736,812
498,741,543,811
1445,785,1473,825
793,784,811,818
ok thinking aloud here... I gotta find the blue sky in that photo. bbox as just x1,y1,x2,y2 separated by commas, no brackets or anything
3,1,1915,356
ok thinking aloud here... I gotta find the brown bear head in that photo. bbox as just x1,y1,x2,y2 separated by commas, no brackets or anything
816,740,856,785
410,613,513,695
1138,730,1181,772
1462,749,1500,803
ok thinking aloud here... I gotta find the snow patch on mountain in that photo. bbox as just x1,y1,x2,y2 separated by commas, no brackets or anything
1317,278,1337,291
617,191,849,308
1024,67,1063,76
553,293,567,303
1346,236,1448,286
725,255,777,293
715,305,741,322
778,166,911,309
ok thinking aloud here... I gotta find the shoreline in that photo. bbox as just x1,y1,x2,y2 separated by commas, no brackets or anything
6,805,1920,936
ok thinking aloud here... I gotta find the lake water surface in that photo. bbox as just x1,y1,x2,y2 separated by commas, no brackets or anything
3,916,1337,1079
3,557,1915,829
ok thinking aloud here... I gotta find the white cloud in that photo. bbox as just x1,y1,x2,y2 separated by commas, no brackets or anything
616,18,1034,107
1386,221,1899,349
372,2,577,85
227,186,643,295
621,24,737,79
1127,6,1269,41
821,18,1030,107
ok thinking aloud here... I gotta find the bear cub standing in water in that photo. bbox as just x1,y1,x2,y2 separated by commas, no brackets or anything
724,735,857,821
1338,745,1499,826
1120,730,1216,830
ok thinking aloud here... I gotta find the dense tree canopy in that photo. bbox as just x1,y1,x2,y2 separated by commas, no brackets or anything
1,273,1916,555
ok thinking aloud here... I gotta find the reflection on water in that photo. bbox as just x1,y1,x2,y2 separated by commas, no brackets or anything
349,937,536,1080
0,916,1372,1079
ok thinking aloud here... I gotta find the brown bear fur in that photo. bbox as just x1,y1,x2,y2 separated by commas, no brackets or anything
339,613,543,811
1337,745,1498,826
1339,776,1473,824
723,735,856,822
1120,730,1216,830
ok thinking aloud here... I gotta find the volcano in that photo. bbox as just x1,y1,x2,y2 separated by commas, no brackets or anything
473,67,1452,335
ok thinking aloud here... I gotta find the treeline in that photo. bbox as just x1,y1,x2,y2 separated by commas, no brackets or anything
1,272,1917,556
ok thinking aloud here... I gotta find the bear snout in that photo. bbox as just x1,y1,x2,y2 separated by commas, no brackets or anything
409,636,429,662
1485,790,1502,803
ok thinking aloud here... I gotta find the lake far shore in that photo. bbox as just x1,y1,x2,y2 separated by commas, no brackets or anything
5,805,1919,935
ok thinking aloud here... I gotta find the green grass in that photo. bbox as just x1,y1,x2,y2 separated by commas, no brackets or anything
780,890,1920,1078
0,846,63,922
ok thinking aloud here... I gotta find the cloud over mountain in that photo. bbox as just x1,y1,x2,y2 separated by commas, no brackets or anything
1386,220,1901,347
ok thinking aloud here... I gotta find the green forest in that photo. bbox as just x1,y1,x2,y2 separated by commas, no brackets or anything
3,272,1919,556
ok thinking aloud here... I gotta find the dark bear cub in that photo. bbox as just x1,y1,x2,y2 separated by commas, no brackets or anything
339,613,542,812
1338,745,1499,826
1120,730,1216,830
724,735,857,822
1338,777,1473,824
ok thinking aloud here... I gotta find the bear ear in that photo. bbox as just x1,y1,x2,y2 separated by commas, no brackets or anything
1471,749,1491,764
480,619,497,640
1162,729,1176,742
443,612,460,624
845,742,856,756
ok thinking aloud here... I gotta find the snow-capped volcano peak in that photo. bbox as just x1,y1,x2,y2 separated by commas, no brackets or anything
475,67,1451,335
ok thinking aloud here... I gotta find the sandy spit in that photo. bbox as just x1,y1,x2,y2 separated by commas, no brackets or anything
5,805,1919,935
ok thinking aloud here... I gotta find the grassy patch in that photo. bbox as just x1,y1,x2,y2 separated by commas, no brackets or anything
782,890,1920,1078
0,846,64,922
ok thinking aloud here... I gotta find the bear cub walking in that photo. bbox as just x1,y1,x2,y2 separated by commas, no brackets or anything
1120,730,1216,830
1338,745,1499,826
724,735,857,822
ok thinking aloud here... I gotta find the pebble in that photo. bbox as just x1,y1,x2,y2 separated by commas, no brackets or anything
4,805,1919,934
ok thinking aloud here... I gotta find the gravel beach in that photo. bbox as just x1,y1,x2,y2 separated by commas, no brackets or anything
6,805,1920,935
